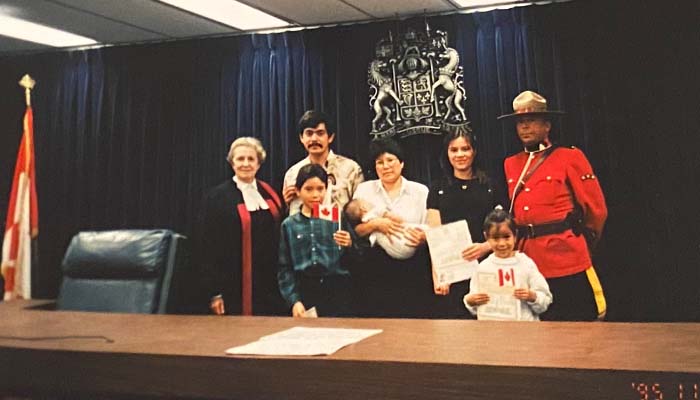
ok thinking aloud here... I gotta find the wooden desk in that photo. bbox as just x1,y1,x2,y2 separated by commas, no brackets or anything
0,300,698,399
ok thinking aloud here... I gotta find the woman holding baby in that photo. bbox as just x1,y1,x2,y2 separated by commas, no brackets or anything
351,138,432,318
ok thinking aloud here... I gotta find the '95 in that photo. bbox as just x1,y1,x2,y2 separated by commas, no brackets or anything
632,383,698,399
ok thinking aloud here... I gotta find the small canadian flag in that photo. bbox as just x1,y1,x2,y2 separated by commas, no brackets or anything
312,203,339,222
498,268,515,287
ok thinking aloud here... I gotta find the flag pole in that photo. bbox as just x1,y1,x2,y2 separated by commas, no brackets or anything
19,74,39,298
337,202,341,232
19,75,38,240
19,74,35,106
19,74,39,241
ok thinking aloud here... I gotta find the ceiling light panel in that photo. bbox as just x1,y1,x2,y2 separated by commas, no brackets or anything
239,0,370,25
158,0,291,30
0,14,97,47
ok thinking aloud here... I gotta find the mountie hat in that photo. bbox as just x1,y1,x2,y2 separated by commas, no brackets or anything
497,90,566,120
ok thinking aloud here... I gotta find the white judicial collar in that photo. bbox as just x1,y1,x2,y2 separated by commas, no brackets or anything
233,176,269,211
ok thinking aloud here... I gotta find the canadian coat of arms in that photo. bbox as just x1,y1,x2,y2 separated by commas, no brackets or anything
368,25,471,139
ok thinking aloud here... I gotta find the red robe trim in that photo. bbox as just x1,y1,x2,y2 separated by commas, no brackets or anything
237,180,282,315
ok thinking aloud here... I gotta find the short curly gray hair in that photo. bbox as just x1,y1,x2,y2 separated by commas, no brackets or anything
226,137,266,164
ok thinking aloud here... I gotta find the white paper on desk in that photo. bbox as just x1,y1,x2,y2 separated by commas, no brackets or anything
225,327,382,356
425,220,478,285
475,272,521,321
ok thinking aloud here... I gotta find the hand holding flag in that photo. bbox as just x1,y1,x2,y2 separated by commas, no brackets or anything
311,203,351,247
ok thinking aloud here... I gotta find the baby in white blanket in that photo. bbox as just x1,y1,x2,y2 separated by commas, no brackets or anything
344,199,427,260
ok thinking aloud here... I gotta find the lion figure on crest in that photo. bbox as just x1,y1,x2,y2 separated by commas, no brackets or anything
369,60,403,132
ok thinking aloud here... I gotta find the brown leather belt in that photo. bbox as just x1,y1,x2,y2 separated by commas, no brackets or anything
516,219,573,239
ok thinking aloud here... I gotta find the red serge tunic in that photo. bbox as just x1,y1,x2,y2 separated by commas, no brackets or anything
504,147,607,278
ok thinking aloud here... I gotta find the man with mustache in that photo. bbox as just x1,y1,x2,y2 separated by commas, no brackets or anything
282,110,364,214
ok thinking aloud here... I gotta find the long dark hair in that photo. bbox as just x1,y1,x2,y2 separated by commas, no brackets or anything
440,131,489,185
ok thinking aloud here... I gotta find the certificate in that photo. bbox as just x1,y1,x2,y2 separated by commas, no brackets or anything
225,327,383,356
425,220,477,285
475,272,520,321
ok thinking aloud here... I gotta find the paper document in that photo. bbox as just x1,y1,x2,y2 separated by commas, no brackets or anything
425,220,478,285
302,307,318,318
225,326,382,356
475,272,521,321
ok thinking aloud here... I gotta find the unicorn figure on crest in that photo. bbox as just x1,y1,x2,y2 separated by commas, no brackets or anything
429,31,467,122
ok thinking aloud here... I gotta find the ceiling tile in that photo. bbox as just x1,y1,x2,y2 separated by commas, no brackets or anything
0,0,464,54
246,0,372,25
0,0,165,44
0,35,51,53
346,0,457,18
53,0,238,37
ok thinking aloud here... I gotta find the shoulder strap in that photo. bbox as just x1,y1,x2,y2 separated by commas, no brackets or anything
523,146,557,182
509,146,559,213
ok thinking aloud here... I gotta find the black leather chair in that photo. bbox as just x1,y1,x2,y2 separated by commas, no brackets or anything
57,229,188,314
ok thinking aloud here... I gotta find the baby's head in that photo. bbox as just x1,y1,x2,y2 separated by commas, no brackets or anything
344,198,373,226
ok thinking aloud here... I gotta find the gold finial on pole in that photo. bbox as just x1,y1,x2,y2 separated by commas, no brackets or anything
19,74,36,107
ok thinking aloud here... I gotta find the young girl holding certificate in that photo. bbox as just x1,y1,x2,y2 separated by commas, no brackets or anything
463,208,552,321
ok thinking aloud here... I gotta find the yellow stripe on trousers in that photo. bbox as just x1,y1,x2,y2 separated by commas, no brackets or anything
586,266,607,321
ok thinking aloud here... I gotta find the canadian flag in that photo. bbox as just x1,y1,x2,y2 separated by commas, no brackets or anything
312,203,339,222
498,268,515,287
2,105,38,300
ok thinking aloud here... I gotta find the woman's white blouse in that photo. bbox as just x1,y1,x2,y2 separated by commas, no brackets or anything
353,177,428,224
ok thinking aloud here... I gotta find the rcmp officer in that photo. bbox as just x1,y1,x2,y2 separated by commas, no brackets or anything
499,90,608,321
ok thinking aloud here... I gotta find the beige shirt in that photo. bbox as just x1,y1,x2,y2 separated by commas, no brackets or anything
283,151,364,215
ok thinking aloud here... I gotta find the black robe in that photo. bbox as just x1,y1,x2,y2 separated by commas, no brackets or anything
197,179,286,315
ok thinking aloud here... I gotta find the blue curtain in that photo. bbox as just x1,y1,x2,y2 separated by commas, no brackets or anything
0,0,697,321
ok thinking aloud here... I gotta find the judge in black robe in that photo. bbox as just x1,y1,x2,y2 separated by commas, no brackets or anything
197,138,287,316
